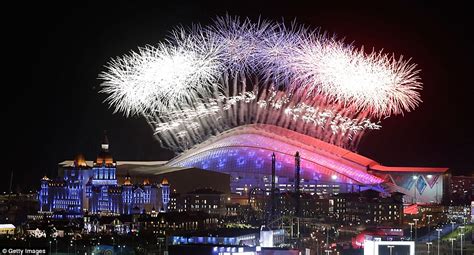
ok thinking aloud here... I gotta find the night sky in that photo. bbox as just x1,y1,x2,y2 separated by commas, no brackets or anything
8,1,473,192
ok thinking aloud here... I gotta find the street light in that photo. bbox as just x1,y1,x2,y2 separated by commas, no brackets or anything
427,214,433,242
436,228,442,255
426,242,432,255
315,238,319,255
451,221,455,233
459,228,465,255
408,222,414,240
449,238,455,255
413,219,419,242
387,245,395,255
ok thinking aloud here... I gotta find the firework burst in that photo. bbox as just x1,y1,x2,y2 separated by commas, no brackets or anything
99,15,422,151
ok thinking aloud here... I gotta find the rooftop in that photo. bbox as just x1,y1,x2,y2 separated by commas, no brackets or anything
172,227,258,238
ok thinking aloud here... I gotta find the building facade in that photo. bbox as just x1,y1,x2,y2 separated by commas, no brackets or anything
278,192,329,218
448,175,474,205
333,190,403,226
171,188,229,216
38,134,170,217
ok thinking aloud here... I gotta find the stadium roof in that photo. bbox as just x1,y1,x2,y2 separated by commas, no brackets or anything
370,165,448,173
59,125,448,179
167,125,448,185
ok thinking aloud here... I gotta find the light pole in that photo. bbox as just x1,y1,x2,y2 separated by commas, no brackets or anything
436,228,442,255
409,222,414,240
426,242,432,255
449,238,455,255
459,227,465,255
315,238,319,255
451,221,455,233
427,214,433,242
387,245,394,255
413,219,419,242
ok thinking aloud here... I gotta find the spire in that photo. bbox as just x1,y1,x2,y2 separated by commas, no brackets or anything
95,130,114,166
101,130,109,151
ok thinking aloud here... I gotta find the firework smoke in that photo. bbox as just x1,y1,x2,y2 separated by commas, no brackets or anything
99,16,422,151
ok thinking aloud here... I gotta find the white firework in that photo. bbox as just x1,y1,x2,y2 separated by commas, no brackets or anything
100,38,223,115
293,38,422,116
99,15,422,151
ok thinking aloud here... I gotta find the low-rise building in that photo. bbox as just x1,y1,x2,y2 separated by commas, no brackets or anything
448,174,474,205
139,211,220,236
403,203,446,227
333,190,403,226
173,188,230,216
278,192,329,218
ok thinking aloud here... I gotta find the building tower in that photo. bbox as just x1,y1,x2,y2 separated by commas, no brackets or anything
160,178,170,212
122,172,133,214
294,151,301,217
92,131,117,185
39,175,50,212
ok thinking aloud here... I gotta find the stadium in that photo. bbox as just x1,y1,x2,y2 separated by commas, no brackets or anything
166,124,447,203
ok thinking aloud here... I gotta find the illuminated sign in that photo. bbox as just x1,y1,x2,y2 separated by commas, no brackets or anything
364,240,414,255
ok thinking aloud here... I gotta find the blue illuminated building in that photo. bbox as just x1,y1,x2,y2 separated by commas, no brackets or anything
39,133,170,217
167,125,448,203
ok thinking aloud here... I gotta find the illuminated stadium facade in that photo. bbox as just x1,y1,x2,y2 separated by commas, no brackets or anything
167,124,447,204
